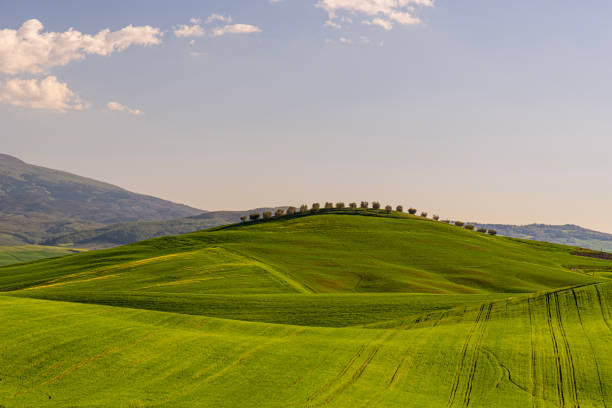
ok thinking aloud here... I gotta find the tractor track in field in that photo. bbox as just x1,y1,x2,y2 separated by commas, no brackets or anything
301,344,367,406
446,305,485,408
153,327,305,406
571,289,607,408
446,302,493,408
528,298,539,408
321,344,383,405
544,292,580,408
11,332,156,400
594,285,612,335
479,347,530,395
301,330,397,407
553,292,580,408
544,293,565,407
462,303,492,407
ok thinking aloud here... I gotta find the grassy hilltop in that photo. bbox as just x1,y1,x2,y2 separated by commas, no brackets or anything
0,245,81,267
1,210,612,407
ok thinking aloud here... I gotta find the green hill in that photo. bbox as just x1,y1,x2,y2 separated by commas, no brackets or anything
0,245,82,267
42,208,286,249
1,210,611,407
0,153,203,245
471,223,612,253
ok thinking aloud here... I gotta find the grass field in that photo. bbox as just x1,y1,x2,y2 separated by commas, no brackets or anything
0,245,80,267
1,210,611,407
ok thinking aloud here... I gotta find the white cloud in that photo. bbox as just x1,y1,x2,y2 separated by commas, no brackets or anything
360,36,371,44
339,37,352,44
362,18,393,31
0,76,86,112
107,101,142,115
173,20,205,38
211,24,262,37
324,20,342,29
0,19,162,75
315,0,432,30
205,14,233,24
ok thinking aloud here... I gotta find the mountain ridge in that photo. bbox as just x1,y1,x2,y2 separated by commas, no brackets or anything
0,153,204,244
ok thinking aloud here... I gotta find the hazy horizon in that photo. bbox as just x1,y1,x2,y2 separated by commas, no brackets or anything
2,0,612,233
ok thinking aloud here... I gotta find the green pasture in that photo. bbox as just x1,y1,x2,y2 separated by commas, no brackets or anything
0,245,80,267
1,211,611,406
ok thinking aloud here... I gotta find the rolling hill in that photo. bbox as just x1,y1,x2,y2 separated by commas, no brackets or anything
1,210,611,407
0,245,82,267
42,208,286,249
471,223,612,253
0,153,203,245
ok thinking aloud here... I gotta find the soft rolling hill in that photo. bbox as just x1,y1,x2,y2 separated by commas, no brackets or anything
1,210,612,407
472,223,612,253
42,208,286,249
0,245,82,267
0,153,203,245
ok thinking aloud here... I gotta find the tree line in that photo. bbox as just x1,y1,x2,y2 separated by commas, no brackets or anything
240,203,498,235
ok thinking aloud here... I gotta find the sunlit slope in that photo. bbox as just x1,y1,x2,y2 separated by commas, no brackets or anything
0,245,79,266
1,281,611,407
1,213,607,296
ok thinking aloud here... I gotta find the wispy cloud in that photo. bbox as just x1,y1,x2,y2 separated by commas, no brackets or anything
362,18,393,31
0,19,162,75
173,18,205,38
316,0,432,31
107,101,142,115
205,14,232,24
211,24,262,37
0,76,86,112
324,20,342,29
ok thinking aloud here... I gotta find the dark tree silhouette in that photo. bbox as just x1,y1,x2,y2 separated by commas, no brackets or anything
263,211,272,219
396,205,403,212
240,216,247,222
249,213,260,220
384,205,392,214
408,208,417,215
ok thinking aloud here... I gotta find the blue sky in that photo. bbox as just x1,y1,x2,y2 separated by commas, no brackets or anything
2,0,612,232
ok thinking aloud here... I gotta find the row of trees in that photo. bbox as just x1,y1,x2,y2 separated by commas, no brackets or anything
439,219,497,235
240,203,498,235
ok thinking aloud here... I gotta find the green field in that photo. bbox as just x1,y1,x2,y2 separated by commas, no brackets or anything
0,245,81,267
1,210,611,407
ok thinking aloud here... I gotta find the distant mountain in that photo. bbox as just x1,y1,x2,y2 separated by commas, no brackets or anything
470,223,612,252
43,208,285,249
0,154,204,245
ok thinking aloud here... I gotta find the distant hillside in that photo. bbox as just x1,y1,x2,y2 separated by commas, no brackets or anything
44,208,285,249
470,222,612,252
3,210,612,407
0,154,203,244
